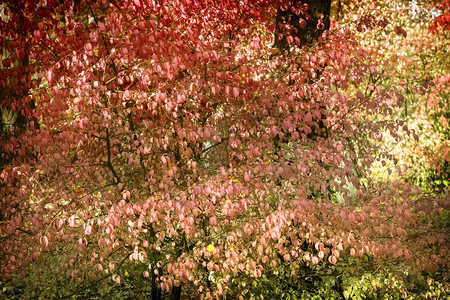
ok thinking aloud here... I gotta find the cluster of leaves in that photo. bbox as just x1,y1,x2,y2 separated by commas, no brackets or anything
0,0,448,299
428,0,450,33
344,0,450,194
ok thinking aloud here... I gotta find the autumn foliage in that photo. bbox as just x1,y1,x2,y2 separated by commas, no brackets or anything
0,0,448,299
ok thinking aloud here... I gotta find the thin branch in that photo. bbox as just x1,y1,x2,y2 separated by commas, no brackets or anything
202,137,229,154
105,127,120,184
62,252,130,299
88,2,118,75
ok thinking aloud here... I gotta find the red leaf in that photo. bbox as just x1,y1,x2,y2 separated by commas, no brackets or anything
124,90,131,100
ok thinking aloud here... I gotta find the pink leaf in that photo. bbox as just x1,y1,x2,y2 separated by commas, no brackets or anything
233,87,239,98
69,216,76,227
328,255,337,264
123,90,131,100
40,236,49,247
244,172,250,182
45,70,52,82
286,35,294,45
209,217,217,226
304,112,312,123
85,224,92,235
85,43,93,51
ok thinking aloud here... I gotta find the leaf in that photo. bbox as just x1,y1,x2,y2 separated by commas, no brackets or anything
123,90,131,100
304,112,312,123
286,35,294,45
40,236,49,247
233,87,239,98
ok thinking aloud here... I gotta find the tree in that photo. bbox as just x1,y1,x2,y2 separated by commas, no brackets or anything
0,0,448,299
332,0,449,193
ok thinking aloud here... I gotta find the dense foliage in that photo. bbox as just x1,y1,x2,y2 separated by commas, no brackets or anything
0,0,448,299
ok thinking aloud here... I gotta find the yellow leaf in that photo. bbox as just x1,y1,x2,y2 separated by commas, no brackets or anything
343,290,350,299
270,48,280,55
207,244,215,252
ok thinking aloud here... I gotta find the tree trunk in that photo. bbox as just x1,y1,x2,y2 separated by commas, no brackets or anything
151,270,161,300
169,286,182,300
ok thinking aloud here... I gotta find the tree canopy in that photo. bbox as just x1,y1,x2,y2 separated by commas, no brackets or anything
0,0,448,299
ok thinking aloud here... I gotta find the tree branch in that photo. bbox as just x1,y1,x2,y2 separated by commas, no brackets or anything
105,127,120,184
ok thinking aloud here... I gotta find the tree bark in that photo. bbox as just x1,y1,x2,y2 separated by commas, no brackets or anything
151,270,161,300
169,286,182,300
